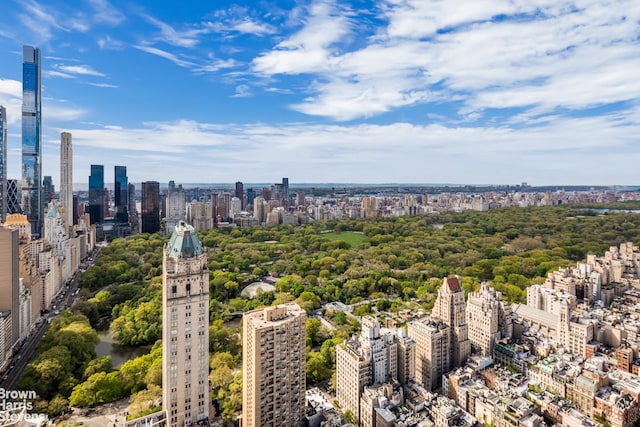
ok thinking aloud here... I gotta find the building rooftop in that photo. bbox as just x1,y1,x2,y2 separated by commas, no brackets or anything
166,221,204,259
512,304,559,329
245,303,306,330
446,277,462,292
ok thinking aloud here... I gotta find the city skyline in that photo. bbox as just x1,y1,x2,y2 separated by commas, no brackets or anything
0,1,639,185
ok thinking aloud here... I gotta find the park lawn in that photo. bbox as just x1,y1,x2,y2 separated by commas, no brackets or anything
321,231,366,247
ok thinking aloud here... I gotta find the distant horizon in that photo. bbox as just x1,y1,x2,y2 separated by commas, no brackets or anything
61,182,639,193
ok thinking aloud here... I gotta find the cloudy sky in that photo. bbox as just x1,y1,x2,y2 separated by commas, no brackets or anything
0,0,639,186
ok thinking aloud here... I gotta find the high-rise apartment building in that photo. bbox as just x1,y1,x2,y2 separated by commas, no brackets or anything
246,188,256,208
0,226,20,345
396,329,416,386
114,166,128,223
466,282,503,356
128,183,138,231
235,181,244,209
165,181,186,233
432,277,470,368
188,200,213,231
216,192,231,220
59,132,73,230
0,106,6,223
282,177,289,210
88,165,104,224
42,176,53,203
229,197,241,219
408,318,449,391
6,180,20,215
21,46,43,236
243,303,306,427
336,317,405,421
362,197,377,218
162,221,210,426
141,181,160,233
253,196,267,224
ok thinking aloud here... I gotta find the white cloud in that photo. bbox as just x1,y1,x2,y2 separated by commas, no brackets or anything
248,0,640,122
252,0,351,75
0,79,22,126
232,84,252,98
0,79,22,98
97,35,126,50
17,0,67,44
86,82,119,88
193,58,240,73
134,45,195,68
53,64,106,77
44,70,75,79
89,0,125,26
53,110,640,184
232,19,276,36
142,14,208,48
43,98,87,122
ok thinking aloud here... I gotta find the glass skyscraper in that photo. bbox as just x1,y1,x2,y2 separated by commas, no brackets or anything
21,45,42,236
88,164,104,224
43,176,54,203
114,165,128,222
0,105,6,222
141,181,160,233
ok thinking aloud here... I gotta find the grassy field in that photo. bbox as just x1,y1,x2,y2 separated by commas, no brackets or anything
321,231,366,247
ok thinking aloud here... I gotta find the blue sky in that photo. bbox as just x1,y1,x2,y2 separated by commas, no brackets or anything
0,0,639,186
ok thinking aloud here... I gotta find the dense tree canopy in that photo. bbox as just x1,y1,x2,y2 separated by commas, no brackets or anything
23,205,640,418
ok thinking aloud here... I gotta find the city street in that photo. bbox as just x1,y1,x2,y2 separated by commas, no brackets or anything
0,247,101,392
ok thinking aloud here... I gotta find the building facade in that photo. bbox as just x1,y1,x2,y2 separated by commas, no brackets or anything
0,226,20,346
6,180,20,215
59,132,73,230
234,181,244,209
162,221,210,426
141,181,160,233
42,176,53,204
466,282,503,356
408,318,450,391
88,164,104,224
114,166,128,223
21,45,43,236
432,277,471,368
0,106,6,223
165,181,186,233
243,303,306,427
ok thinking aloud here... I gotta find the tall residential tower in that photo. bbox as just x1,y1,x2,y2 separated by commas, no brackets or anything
114,166,128,222
21,46,43,236
141,181,160,233
88,165,104,224
162,221,210,426
59,132,73,230
432,276,471,369
243,304,306,427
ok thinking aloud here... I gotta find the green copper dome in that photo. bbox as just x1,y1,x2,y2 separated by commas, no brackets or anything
166,221,204,258
46,204,58,218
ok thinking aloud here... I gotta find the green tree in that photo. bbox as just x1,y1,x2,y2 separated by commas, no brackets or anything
69,371,124,407
128,385,162,420
47,394,69,417
82,356,113,380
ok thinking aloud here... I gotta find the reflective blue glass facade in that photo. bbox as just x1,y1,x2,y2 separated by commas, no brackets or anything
114,165,128,222
88,164,104,224
21,46,42,236
0,106,6,222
